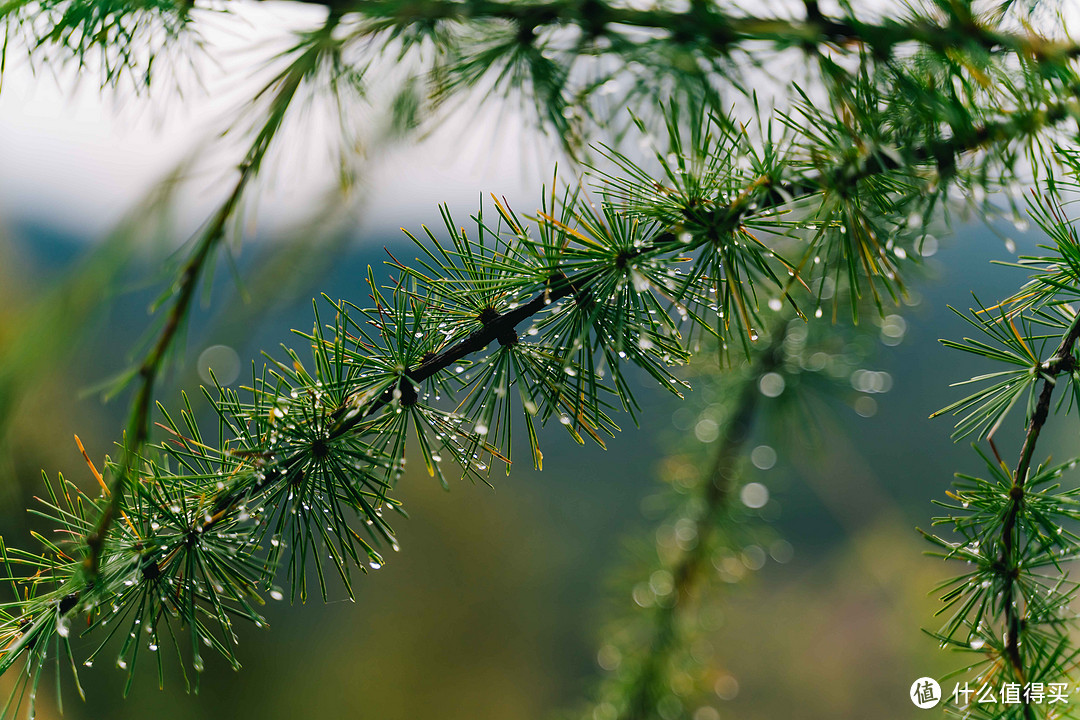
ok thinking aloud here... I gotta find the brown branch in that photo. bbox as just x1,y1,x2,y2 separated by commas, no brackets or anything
200,93,1075,532
80,12,348,580
82,173,251,578
997,309,1080,713
307,0,1080,65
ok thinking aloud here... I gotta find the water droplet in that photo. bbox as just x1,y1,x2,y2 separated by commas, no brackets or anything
919,235,939,257
758,373,785,397
694,418,719,443
474,423,489,436
751,445,777,470
740,483,769,509
714,674,739,700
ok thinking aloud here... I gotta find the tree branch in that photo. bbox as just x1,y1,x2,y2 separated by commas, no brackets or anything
83,171,250,577
996,309,1080,712
310,0,1080,65
200,93,1077,530
619,322,785,720
78,10,355,580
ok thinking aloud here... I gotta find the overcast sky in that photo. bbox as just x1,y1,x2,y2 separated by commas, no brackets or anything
2,1,1076,244
0,3,556,242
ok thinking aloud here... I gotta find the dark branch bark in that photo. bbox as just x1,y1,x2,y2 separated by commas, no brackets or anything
298,0,1080,65
997,310,1080,714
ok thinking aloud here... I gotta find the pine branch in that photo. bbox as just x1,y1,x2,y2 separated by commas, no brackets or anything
300,0,1080,64
618,321,785,720
928,191,1080,720
348,92,1078,418
196,98,1047,522
82,12,344,575
84,175,248,577
997,309,1080,704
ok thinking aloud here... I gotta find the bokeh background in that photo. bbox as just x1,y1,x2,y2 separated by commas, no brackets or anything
0,13,1068,719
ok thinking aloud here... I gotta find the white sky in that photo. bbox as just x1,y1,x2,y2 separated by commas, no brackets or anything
1,1,1076,244
0,3,558,242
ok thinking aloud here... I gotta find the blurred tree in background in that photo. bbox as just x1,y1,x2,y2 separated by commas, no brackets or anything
1,1,1080,719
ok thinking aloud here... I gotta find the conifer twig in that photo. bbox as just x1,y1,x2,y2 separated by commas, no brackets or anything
996,309,1080,711
297,0,1080,65
201,95,1079,545
81,11,346,577
83,174,250,578
619,322,786,720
